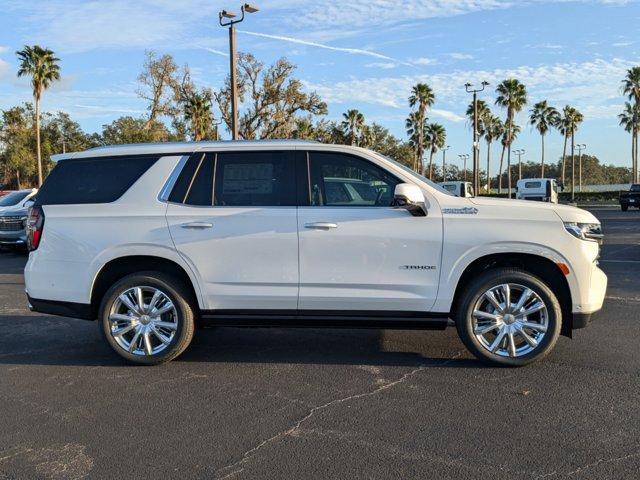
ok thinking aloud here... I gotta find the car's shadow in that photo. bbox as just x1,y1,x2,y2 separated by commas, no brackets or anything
0,315,481,369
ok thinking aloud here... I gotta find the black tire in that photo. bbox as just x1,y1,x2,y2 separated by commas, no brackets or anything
455,268,562,367
99,272,196,365
621,204,628,211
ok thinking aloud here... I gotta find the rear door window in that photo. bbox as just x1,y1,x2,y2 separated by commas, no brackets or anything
35,155,159,205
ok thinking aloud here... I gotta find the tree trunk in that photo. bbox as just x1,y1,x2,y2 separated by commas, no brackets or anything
428,149,435,180
498,144,505,194
561,134,568,186
35,94,43,187
486,141,491,192
507,147,512,198
16,170,21,190
541,133,545,178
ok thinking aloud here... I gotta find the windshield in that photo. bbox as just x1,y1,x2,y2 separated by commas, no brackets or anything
379,155,454,196
0,191,30,207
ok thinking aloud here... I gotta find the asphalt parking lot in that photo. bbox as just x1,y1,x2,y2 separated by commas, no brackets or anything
0,207,638,480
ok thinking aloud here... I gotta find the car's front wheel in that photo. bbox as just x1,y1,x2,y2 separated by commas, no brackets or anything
99,272,196,365
455,268,562,367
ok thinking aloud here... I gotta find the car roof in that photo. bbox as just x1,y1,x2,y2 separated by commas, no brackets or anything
50,139,327,162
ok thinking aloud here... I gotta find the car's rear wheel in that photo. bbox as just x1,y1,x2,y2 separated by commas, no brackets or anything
621,204,628,211
99,272,195,365
455,268,562,367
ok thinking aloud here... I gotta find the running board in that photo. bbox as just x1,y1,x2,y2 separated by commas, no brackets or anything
199,310,451,330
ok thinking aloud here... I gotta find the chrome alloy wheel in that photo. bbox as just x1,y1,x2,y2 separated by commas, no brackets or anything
108,286,178,356
472,283,548,358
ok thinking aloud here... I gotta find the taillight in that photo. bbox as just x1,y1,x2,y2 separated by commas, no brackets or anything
26,206,45,251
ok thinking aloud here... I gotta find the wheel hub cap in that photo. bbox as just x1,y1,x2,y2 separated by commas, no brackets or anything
108,286,178,356
472,283,549,358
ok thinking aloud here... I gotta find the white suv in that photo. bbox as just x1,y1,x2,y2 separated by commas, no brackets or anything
24,141,607,366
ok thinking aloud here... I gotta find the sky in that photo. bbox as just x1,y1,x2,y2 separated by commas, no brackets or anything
1,0,639,171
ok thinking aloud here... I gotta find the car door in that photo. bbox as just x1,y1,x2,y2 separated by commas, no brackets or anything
297,150,443,312
166,150,299,311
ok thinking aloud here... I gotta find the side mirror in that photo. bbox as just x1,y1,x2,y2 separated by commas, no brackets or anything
392,183,427,217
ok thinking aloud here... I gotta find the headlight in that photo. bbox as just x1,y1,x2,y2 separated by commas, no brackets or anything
564,222,603,244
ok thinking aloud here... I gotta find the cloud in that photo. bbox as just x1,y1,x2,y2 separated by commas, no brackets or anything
0,46,8,54
0,59,9,80
412,57,437,66
431,109,465,122
449,53,474,60
365,62,398,69
305,58,636,120
238,30,397,61
199,47,229,57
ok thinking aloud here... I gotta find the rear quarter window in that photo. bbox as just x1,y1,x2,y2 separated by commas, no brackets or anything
35,155,159,205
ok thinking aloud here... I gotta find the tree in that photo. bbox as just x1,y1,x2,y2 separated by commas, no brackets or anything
341,109,365,146
405,111,427,170
215,53,326,139
498,120,520,193
16,45,61,186
564,106,584,192
529,100,560,178
100,116,177,145
137,50,183,128
408,83,435,172
495,79,527,195
425,123,446,179
622,66,640,182
482,114,503,191
619,101,640,183
184,89,215,141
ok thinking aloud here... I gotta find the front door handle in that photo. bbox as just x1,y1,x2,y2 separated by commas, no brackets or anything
304,222,338,230
181,222,213,229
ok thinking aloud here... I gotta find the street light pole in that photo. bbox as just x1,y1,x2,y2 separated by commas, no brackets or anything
442,145,450,182
459,154,469,181
576,144,586,192
465,81,489,196
219,3,260,140
512,149,525,180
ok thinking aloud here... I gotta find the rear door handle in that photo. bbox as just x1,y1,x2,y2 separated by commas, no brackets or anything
304,222,338,230
180,222,213,229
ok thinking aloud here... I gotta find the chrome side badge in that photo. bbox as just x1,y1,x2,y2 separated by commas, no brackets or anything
442,207,478,215
400,265,436,270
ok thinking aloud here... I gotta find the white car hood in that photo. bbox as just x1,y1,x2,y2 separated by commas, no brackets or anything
469,196,599,224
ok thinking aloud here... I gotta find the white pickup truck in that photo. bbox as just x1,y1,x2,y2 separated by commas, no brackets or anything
24,141,607,366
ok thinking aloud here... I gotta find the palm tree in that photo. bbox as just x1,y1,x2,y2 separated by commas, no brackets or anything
408,83,435,171
495,79,527,196
619,102,640,183
425,123,446,179
559,106,584,192
483,114,503,192
184,91,213,141
529,100,560,178
341,109,365,146
622,67,640,182
16,45,61,186
406,111,427,172
498,120,520,194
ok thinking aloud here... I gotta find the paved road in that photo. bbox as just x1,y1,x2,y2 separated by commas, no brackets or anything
0,208,638,479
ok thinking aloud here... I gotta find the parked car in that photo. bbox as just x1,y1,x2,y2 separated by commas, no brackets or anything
0,188,37,213
515,178,560,203
25,141,607,367
619,184,640,211
0,206,31,250
439,181,474,197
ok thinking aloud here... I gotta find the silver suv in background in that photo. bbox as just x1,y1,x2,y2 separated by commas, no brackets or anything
0,189,37,250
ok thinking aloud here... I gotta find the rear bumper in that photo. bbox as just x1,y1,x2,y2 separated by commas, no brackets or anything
27,294,94,320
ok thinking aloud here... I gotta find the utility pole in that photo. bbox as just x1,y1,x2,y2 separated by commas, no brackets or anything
513,149,525,180
465,81,489,196
442,145,450,182
576,144,586,192
219,3,259,140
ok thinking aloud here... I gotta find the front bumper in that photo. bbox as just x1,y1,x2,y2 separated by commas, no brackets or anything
571,264,607,329
0,230,27,246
